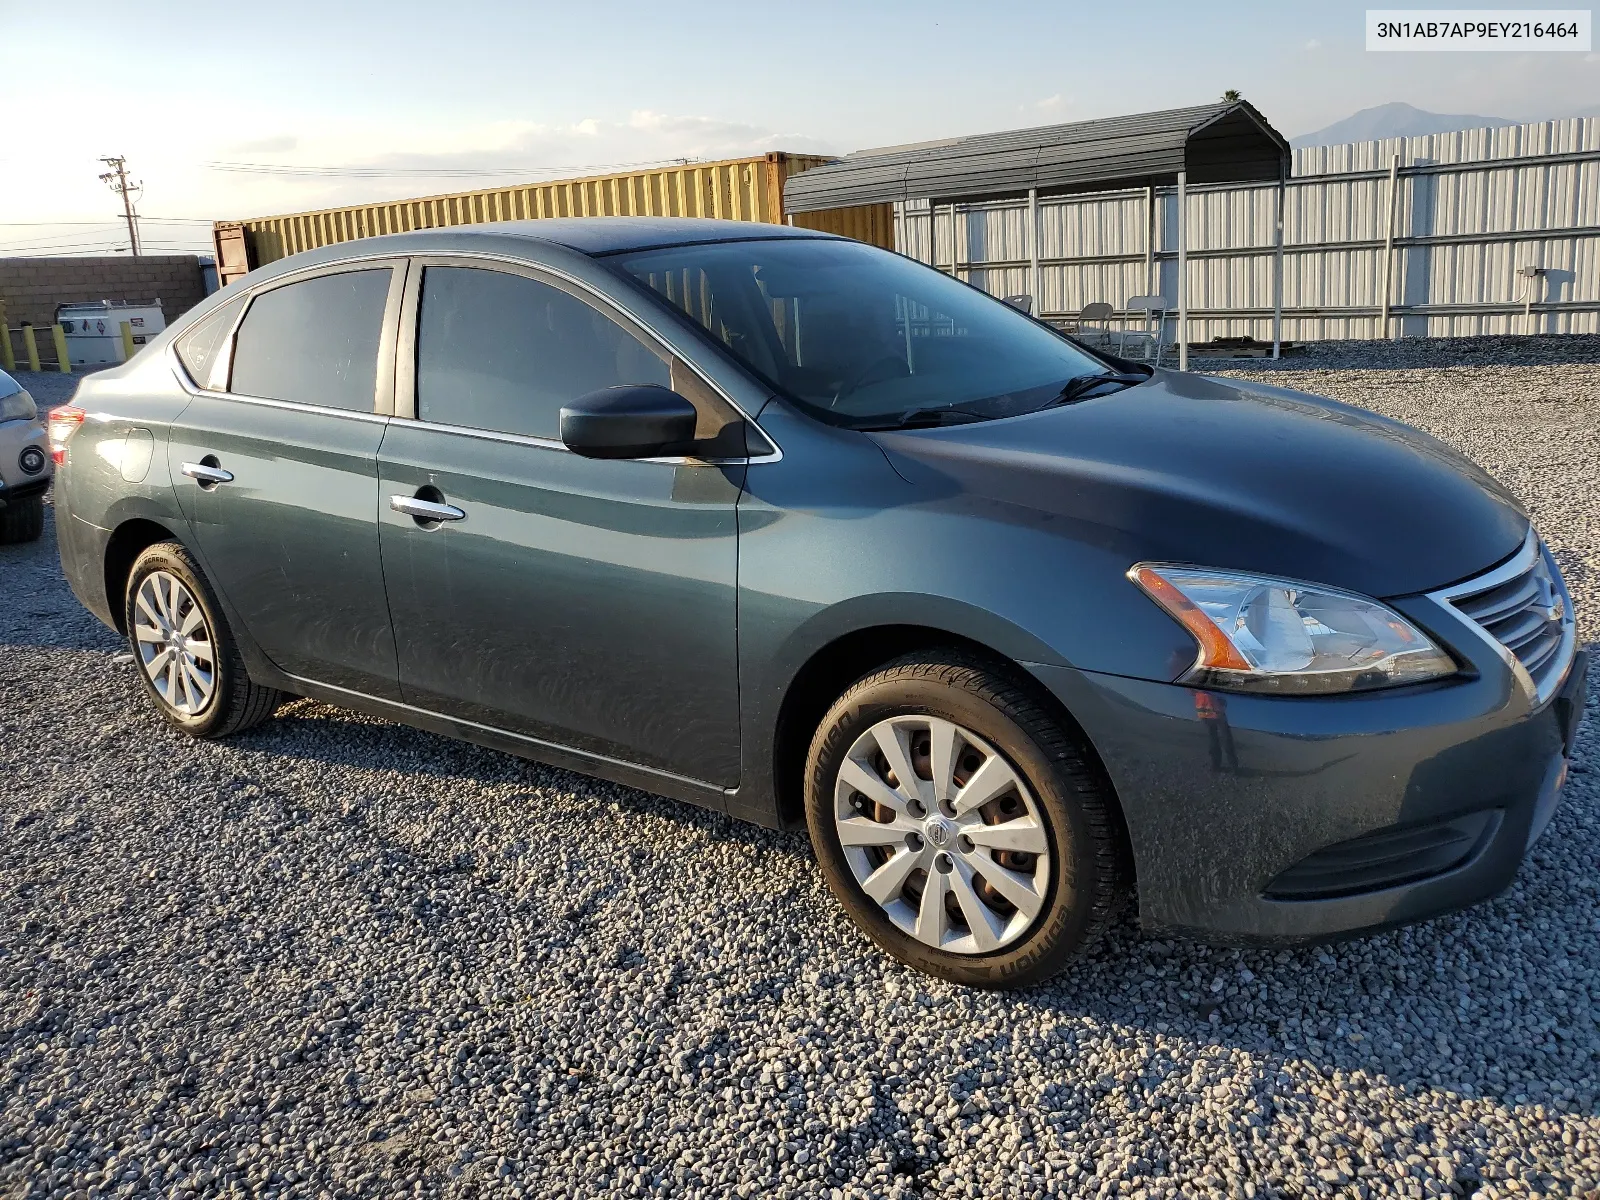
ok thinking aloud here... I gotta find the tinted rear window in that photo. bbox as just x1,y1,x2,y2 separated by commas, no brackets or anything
230,269,391,411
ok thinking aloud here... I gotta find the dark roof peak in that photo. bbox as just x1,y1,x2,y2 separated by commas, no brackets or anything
784,101,1289,212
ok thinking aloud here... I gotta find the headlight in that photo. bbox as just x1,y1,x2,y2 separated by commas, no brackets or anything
0,388,36,423
1129,564,1456,694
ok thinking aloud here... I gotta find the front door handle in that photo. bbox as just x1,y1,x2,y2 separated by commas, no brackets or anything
181,461,234,487
390,494,466,523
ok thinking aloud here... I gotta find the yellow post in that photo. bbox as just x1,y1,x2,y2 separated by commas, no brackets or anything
120,321,136,361
51,324,71,374
22,325,40,372
0,326,13,373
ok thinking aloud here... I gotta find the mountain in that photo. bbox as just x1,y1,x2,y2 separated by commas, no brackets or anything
1290,102,1514,148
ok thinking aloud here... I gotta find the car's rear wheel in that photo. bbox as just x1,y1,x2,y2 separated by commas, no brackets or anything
805,651,1126,988
0,492,45,544
124,541,283,738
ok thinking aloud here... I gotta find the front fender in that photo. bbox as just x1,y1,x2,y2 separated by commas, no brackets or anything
732,401,1198,825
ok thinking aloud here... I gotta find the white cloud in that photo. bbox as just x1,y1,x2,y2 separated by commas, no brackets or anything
0,105,842,231
305,111,835,196
203,112,838,222
1304,38,1321,50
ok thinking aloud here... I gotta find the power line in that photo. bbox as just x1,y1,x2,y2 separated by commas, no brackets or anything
0,226,142,247
0,239,212,254
0,252,208,258
0,217,215,227
0,237,118,252
0,240,210,249
0,228,211,243
0,244,134,254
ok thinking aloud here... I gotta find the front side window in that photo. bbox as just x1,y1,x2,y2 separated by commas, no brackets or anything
611,238,1110,429
414,266,670,440
230,269,391,412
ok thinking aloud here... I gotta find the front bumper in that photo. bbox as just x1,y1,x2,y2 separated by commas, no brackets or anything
0,475,51,507
1026,646,1587,946
0,418,53,503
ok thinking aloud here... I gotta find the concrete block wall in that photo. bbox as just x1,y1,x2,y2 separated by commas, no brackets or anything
0,255,207,336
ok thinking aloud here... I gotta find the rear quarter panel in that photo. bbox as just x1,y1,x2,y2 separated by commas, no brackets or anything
54,353,199,628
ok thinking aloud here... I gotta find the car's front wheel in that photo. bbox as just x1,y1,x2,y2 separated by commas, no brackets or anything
124,541,283,738
805,651,1127,987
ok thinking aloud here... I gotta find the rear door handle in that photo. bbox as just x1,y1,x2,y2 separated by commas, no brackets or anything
181,461,234,486
389,495,466,522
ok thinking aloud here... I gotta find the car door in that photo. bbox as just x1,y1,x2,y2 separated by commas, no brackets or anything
167,260,406,699
377,258,744,787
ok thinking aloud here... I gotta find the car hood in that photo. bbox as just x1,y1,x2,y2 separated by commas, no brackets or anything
869,369,1528,598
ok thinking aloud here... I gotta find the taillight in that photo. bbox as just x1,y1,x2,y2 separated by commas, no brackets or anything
47,405,85,465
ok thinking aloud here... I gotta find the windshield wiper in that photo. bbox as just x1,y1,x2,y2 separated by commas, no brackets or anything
857,372,1146,431
1051,371,1147,406
856,406,988,432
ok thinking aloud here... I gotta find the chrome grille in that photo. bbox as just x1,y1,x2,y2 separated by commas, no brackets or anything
1432,530,1575,705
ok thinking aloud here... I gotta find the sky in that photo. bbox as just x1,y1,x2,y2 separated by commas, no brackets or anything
1,0,1596,256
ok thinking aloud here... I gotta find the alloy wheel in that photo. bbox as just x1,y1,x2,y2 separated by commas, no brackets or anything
832,715,1052,954
132,570,217,716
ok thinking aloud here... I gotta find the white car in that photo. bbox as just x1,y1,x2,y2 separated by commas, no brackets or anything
0,368,52,542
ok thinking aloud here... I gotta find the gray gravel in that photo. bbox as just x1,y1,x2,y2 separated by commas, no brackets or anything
3,334,1598,1199
6,366,102,412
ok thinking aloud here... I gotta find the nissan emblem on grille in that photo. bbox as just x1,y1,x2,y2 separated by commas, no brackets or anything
1538,575,1566,626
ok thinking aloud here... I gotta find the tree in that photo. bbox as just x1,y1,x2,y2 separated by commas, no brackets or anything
1221,89,1242,103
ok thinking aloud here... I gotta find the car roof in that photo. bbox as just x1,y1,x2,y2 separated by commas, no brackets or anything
438,216,841,256
214,217,855,299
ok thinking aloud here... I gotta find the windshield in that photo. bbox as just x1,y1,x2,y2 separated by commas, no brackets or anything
0,369,19,399
608,238,1113,429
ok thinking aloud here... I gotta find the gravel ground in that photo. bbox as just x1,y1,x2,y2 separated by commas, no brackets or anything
6,367,102,412
2,335,1598,1200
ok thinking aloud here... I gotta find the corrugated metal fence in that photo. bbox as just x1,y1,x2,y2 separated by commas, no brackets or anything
895,118,1600,340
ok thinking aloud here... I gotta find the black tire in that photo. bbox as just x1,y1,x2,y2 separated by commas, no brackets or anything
0,492,45,544
123,540,283,738
804,650,1127,988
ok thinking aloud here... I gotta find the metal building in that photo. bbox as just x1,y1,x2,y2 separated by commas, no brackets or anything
783,102,1294,368
800,113,1600,344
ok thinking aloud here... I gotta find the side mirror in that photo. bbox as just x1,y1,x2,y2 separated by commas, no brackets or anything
559,385,699,459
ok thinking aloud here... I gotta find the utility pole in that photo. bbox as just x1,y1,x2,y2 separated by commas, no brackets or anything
98,155,142,255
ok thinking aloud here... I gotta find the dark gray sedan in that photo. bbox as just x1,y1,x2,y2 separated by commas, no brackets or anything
50,218,1585,987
